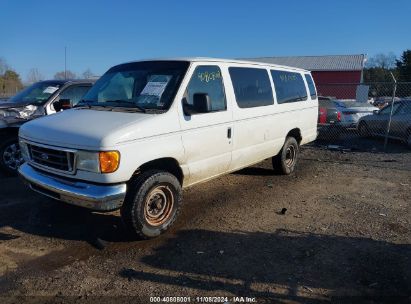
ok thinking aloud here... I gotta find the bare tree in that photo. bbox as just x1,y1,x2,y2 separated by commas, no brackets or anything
54,70,76,80
366,52,397,69
82,68,93,79
26,68,44,84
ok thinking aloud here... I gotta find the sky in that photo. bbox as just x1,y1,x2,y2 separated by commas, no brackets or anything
1,0,410,81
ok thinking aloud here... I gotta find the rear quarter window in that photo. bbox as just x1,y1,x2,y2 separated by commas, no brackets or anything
271,70,308,104
228,67,274,108
304,74,317,99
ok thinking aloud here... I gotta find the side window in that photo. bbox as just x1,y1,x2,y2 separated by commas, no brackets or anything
228,67,273,108
380,103,401,115
304,74,317,99
271,70,308,104
185,66,226,111
59,85,91,106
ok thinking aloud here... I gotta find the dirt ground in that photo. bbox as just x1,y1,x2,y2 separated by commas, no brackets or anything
0,143,410,303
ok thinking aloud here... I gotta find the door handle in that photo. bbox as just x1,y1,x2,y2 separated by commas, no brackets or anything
227,127,232,139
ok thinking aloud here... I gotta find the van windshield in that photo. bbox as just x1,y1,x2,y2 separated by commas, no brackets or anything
78,61,190,112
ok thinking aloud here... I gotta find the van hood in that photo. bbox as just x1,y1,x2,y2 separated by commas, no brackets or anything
19,108,175,149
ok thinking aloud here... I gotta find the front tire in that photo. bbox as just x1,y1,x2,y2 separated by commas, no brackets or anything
272,136,299,175
121,170,182,239
0,136,23,175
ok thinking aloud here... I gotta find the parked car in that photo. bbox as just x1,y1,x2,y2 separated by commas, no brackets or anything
358,99,411,148
318,97,377,137
0,79,95,174
333,100,377,128
318,96,339,126
18,58,318,238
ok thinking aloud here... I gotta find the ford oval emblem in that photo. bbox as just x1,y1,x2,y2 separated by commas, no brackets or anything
40,153,49,160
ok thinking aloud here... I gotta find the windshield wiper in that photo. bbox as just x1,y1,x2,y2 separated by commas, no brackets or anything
105,100,146,113
74,100,94,108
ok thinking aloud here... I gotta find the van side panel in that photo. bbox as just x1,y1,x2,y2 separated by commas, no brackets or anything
226,64,317,172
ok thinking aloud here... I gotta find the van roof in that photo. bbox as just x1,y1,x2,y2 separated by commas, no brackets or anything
119,57,310,73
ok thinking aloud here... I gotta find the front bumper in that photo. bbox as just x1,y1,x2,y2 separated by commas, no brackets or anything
18,163,127,211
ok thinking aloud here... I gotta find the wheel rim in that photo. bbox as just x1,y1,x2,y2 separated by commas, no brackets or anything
144,184,174,226
3,142,23,171
285,145,296,167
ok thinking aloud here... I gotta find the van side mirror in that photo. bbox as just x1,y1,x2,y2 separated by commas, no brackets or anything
193,93,212,113
54,99,72,112
182,93,212,116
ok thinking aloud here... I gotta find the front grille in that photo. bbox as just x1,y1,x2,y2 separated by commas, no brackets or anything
28,144,75,173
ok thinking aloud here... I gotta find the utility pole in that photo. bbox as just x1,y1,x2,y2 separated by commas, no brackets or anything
64,46,67,80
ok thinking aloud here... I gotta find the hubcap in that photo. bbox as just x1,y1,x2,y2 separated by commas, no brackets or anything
3,143,24,171
144,184,174,226
285,145,296,167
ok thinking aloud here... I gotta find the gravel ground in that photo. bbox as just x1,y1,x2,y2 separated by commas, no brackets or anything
0,143,410,303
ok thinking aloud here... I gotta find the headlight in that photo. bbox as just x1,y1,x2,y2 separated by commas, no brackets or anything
0,109,17,118
76,150,120,173
18,105,38,119
0,105,38,119
76,150,100,173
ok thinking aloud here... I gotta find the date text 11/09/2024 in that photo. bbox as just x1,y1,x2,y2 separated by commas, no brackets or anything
150,296,257,303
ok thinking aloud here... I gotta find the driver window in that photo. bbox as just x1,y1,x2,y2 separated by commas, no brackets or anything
59,85,91,106
185,66,226,112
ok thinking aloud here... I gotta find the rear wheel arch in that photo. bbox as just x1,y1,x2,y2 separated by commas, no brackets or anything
285,128,302,144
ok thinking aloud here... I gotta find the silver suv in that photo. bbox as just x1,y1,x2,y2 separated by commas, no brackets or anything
0,79,95,174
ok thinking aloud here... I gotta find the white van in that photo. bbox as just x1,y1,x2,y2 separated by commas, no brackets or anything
18,58,318,238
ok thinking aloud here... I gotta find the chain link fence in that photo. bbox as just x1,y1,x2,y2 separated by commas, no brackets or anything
315,82,411,153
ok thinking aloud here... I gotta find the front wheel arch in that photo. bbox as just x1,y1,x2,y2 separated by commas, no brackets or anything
0,135,22,175
358,121,370,137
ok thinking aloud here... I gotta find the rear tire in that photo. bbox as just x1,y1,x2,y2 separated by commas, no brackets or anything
272,136,299,175
120,169,182,239
0,136,23,176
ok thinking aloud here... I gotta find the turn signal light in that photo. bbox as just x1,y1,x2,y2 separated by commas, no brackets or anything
99,151,120,173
